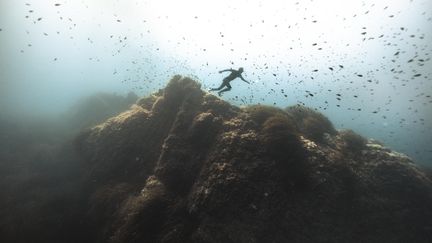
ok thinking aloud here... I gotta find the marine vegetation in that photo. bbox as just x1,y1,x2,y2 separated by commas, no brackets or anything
339,129,368,154
285,105,337,143
244,105,292,126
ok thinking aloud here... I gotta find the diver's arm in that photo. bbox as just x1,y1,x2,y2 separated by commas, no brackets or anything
240,75,250,84
219,69,234,73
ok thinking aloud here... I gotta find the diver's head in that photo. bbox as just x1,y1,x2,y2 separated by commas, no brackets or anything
239,67,244,73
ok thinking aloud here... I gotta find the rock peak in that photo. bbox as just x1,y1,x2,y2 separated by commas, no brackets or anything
76,76,432,243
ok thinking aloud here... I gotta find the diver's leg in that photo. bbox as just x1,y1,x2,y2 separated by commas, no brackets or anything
210,83,225,91
217,83,231,96
210,79,228,91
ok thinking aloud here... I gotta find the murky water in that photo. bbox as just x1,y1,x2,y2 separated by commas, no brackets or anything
1,0,431,162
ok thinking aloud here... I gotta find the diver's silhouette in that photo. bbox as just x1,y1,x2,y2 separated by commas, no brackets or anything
210,67,250,96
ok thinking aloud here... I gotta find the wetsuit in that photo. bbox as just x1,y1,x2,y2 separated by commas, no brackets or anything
210,68,249,96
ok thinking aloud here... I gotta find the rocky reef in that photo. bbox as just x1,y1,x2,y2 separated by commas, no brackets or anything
65,91,138,131
0,76,432,243
74,76,432,243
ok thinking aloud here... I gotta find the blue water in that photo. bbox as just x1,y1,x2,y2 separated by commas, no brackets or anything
1,0,431,165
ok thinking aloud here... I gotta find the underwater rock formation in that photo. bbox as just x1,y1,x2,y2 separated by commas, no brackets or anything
66,91,138,131
75,76,432,243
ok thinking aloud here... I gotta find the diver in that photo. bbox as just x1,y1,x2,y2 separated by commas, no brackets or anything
210,67,250,96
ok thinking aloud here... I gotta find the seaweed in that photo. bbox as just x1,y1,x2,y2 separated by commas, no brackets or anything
339,129,367,153
285,105,337,143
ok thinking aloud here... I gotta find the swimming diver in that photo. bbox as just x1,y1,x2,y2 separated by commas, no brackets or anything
210,67,250,96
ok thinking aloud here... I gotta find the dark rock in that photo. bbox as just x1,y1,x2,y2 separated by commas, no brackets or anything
339,129,368,154
75,76,432,243
2,76,431,243
65,91,139,131
285,104,337,143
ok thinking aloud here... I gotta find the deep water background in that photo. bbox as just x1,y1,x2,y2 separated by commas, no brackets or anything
1,0,431,165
